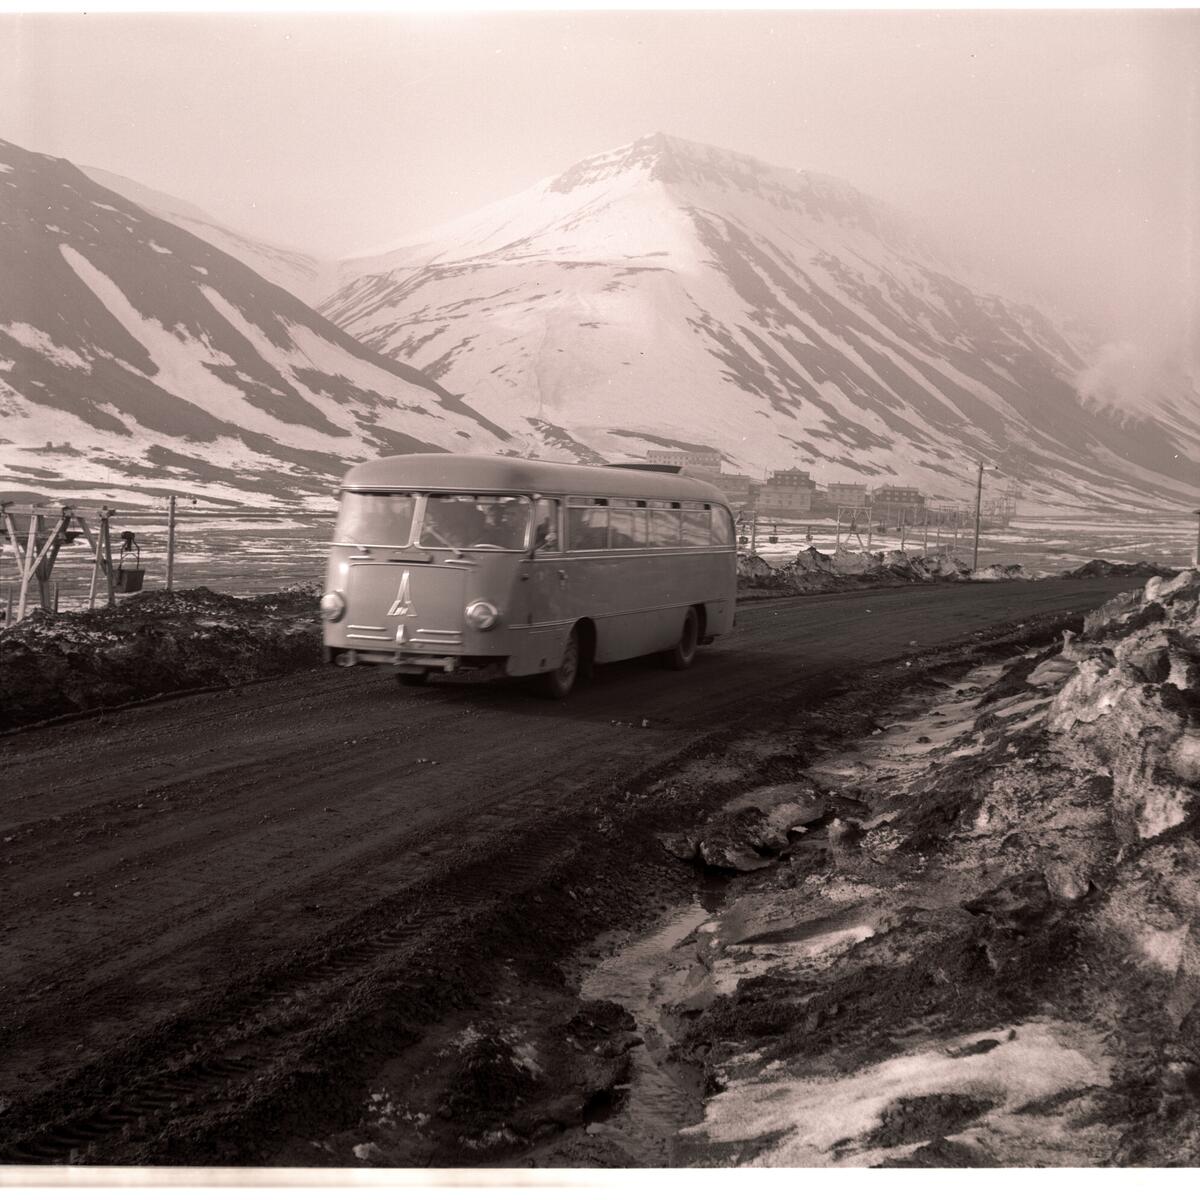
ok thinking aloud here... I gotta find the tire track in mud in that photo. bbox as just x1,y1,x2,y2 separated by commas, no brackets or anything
0,788,611,1165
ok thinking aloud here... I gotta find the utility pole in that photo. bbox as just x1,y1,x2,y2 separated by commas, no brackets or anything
1193,509,1200,569
972,461,988,572
166,494,177,592
750,510,758,556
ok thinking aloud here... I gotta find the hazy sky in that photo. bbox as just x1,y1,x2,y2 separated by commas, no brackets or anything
1,7,1196,351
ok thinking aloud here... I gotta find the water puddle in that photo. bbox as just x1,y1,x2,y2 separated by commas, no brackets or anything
575,901,713,1165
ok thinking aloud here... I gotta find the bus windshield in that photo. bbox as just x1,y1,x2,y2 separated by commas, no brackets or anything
420,494,531,551
334,491,417,546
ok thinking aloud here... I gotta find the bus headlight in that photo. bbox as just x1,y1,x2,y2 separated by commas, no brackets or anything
465,600,500,630
320,590,347,621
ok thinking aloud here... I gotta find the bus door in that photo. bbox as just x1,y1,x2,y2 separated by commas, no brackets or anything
512,497,569,675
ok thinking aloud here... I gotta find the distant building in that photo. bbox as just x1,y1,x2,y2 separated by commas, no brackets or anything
827,482,869,508
871,485,925,508
757,467,815,515
645,449,723,473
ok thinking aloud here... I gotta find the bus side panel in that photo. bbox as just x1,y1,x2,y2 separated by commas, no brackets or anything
566,551,735,663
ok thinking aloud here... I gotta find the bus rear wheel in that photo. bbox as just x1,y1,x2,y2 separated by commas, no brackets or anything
537,628,580,699
664,607,700,671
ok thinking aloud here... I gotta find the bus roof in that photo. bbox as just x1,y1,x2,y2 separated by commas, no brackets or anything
340,454,732,505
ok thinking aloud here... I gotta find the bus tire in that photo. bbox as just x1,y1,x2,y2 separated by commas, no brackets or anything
664,607,700,671
398,670,430,687
536,627,580,699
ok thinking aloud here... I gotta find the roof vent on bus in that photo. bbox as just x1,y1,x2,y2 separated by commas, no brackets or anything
608,462,683,474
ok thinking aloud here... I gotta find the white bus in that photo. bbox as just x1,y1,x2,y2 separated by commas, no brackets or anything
321,454,737,697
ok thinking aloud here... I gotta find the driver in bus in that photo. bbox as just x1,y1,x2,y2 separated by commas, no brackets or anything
424,497,482,548
476,500,526,549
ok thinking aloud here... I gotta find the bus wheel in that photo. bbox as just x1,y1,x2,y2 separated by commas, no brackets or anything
664,607,700,671
398,670,430,687
537,628,580,699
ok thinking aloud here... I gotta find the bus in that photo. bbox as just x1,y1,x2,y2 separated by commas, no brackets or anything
320,454,737,697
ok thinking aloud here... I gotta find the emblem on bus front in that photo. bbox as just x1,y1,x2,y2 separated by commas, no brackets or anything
387,571,416,618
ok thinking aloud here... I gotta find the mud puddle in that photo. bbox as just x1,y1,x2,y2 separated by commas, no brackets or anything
568,901,713,1165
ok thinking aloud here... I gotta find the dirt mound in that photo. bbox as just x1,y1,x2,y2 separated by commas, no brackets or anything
1065,558,1179,579
737,547,1044,595
738,550,1170,597
0,585,321,730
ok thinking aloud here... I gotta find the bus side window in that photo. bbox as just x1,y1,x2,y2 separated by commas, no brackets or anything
681,503,711,547
609,506,649,549
533,498,560,551
648,501,680,547
712,506,735,546
568,503,608,550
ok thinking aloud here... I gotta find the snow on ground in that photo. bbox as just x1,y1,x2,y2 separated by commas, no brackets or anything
685,1021,1110,1167
0,321,90,371
61,246,351,451
746,515,1192,573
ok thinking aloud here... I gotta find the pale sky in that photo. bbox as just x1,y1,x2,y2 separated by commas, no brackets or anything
1,7,1196,352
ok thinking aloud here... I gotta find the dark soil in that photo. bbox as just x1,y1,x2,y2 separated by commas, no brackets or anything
0,586,321,730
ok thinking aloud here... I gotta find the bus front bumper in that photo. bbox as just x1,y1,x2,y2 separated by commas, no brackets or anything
323,646,507,676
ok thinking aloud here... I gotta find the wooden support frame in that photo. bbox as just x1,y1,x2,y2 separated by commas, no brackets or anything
0,503,116,623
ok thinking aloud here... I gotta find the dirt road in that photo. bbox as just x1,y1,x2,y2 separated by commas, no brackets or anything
0,578,1135,1164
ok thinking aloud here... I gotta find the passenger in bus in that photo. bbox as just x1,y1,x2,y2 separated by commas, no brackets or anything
533,516,557,551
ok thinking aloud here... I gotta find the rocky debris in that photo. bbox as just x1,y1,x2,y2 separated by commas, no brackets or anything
738,549,1177,598
0,585,321,729
662,781,829,873
1046,570,1199,841
668,570,1200,1166
1066,559,1179,579
738,547,1054,595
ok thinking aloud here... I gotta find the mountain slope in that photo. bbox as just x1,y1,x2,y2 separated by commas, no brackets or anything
325,133,1198,510
0,138,511,507
79,166,337,308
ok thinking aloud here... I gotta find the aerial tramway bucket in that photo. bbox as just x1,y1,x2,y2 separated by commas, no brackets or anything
115,531,144,594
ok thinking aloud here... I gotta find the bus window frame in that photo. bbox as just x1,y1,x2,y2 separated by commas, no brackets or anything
330,488,419,550
414,491,535,553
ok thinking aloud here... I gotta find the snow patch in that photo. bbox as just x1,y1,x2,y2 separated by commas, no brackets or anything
0,322,90,371
684,1021,1108,1167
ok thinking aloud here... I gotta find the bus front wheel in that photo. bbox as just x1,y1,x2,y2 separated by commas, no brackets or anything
664,607,700,671
537,628,580,699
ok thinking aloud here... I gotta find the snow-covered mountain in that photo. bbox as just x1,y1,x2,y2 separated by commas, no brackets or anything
0,138,511,508
324,133,1199,510
79,166,339,308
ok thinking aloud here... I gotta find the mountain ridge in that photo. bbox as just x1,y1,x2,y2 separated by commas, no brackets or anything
322,133,1199,510
0,136,510,508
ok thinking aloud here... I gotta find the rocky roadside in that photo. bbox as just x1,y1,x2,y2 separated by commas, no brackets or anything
627,569,1200,1166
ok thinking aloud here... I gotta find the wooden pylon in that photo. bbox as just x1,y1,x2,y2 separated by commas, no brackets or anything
0,503,116,622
